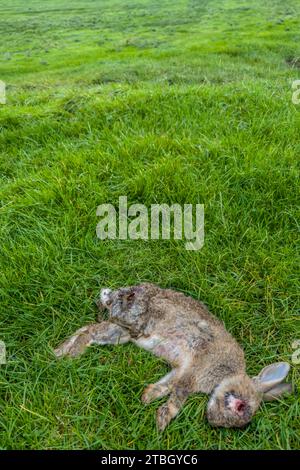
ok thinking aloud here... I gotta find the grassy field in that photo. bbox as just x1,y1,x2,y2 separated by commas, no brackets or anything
0,0,299,450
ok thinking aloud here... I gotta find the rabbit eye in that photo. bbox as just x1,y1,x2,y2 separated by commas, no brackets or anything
236,402,246,412
127,292,135,301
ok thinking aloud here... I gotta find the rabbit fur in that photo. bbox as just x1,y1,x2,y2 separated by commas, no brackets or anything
54,283,292,431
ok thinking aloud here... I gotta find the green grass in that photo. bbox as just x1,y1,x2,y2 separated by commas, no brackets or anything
0,0,299,450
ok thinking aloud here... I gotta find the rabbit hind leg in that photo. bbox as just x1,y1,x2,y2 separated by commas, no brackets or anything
54,321,130,358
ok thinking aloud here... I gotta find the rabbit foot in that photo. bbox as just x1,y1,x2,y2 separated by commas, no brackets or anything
54,322,130,359
142,384,169,404
156,403,176,431
54,326,92,358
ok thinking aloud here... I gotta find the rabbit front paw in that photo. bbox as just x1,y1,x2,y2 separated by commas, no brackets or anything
156,403,173,431
142,384,169,404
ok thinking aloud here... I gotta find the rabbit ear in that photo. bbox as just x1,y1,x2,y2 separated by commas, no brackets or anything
253,362,290,393
262,383,293,402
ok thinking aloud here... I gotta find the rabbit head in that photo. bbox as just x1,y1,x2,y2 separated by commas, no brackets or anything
207,362,291,428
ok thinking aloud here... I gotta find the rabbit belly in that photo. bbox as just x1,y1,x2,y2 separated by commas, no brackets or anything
133,319,214,367
133,335,186,366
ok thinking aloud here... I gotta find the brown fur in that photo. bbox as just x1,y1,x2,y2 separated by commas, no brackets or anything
54,283,291,430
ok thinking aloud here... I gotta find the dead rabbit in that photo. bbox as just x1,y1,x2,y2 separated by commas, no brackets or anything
54,283,292,430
